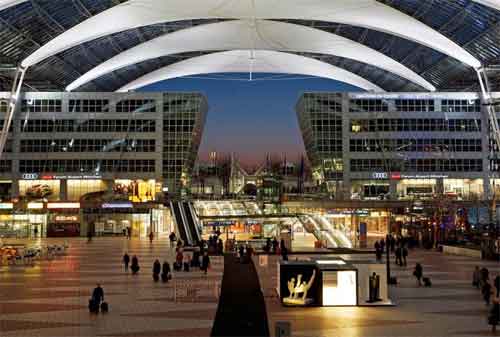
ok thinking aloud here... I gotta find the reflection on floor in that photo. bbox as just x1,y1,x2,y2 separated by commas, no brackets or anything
0,238,223,337
254,249,500,337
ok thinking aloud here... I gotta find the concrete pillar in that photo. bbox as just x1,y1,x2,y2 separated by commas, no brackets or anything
11,179,19,199
436,178,444,195
60,179,68,201
389,180,398,200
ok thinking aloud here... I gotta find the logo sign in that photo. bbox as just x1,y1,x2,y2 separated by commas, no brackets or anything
372,172,388,180
391,172,402,180
22,173,39,180
55,215,79,222
102,202,133,209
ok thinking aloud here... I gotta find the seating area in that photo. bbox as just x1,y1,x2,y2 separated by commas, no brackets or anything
0,242,69,266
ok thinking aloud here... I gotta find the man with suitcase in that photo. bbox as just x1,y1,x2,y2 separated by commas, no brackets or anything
89,284,107,314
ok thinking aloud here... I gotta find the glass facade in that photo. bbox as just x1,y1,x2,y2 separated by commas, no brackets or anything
297,92,494,200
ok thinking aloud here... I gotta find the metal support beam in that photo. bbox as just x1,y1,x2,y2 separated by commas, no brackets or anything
0,66,26,159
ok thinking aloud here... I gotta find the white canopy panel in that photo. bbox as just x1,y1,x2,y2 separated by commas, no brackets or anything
0,0,25,11
474,0,500,11
66,20,435,92
21,0,481,69
117,50,385,93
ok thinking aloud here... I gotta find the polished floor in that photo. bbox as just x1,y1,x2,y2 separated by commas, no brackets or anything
255,249,500,337
2,237,499,337
0,237,223,337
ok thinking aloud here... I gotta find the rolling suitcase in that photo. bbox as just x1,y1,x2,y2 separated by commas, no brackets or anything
423,277,432,287
101,302,109,313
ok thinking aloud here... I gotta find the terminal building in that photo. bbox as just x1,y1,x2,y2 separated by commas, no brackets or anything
297,92,500,201
0,91,207,238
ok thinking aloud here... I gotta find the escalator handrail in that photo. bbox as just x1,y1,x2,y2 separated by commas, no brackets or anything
170,201,190,245
183,202,199,243
178,201,193,245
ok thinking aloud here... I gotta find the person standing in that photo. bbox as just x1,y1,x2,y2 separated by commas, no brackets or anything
402,245,408,267
123,253,130,272
201,251,210,275
87,230,93,243
153,259,161,282
131,255,140,275
495,275,500,297
473,266,481,289
161,261,171,282
483,279,493,306
395,246,402,266
149,231,154,244
169,232,176,248
413,263,423,286
489,297,500,332
90,284,104,313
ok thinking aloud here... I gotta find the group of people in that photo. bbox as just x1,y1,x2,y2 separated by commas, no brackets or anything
472,266,500,332
152,259,172,282
374,235,409,266
122,253,140,274
263,237,289,260
174,244,211,274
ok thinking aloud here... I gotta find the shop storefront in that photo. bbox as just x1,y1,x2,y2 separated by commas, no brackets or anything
46,203,81,237
82,203,170,238
0,202,48,238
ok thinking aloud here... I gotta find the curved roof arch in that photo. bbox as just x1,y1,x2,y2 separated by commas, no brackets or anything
21,0,481,69
0,0,25,11
66,19,435,92
116,50,385,93
475,0,500,11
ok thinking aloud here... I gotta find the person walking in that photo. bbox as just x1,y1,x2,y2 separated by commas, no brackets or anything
374,241,382,261
201,251,210,275
402,245,408,267
123,253,130,272
481,267,490,288
149,231,154,244
395,246,403,266
175,249,183,271
90,284,104,313
131,255,140,275
161,261,171,282
280,242,288,261
152,259,161,282
169,232,176,248
489,297,500,332
494,275,500,297
483,279,493,306
413,263,423,286
87,230,93,243
380,238,385,253
473,266,481,289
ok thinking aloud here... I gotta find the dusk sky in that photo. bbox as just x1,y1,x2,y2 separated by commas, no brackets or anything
141,74,363,167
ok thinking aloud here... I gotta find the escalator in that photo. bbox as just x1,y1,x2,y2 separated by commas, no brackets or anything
298,214,352,249
170,201,192,246
183,201,201,244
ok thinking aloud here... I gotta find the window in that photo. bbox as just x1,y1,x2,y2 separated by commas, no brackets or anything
351,159,482,173
441,99,480,113
349,99,389,112
21,99,62,113
69,99,109,113
395,99,435,112
19,160,155,173
116,99,156,113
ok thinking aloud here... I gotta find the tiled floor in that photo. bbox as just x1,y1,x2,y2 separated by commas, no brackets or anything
254,249,500,337
0,237,223,337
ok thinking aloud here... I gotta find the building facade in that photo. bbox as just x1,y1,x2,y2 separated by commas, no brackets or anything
0,91,207,238
297,92,500,201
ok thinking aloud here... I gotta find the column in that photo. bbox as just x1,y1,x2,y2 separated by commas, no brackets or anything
389,179,398,200
60,179,67,201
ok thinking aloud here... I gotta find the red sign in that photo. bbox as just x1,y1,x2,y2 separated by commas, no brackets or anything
390,172,401,180
41,175,54,180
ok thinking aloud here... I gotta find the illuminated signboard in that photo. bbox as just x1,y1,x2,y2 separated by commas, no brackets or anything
27,202,44,209
47,202,80,209
23,174,102,180
54,215,79,222
102,202,133,209
0,203,13,209
390,172,448,180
